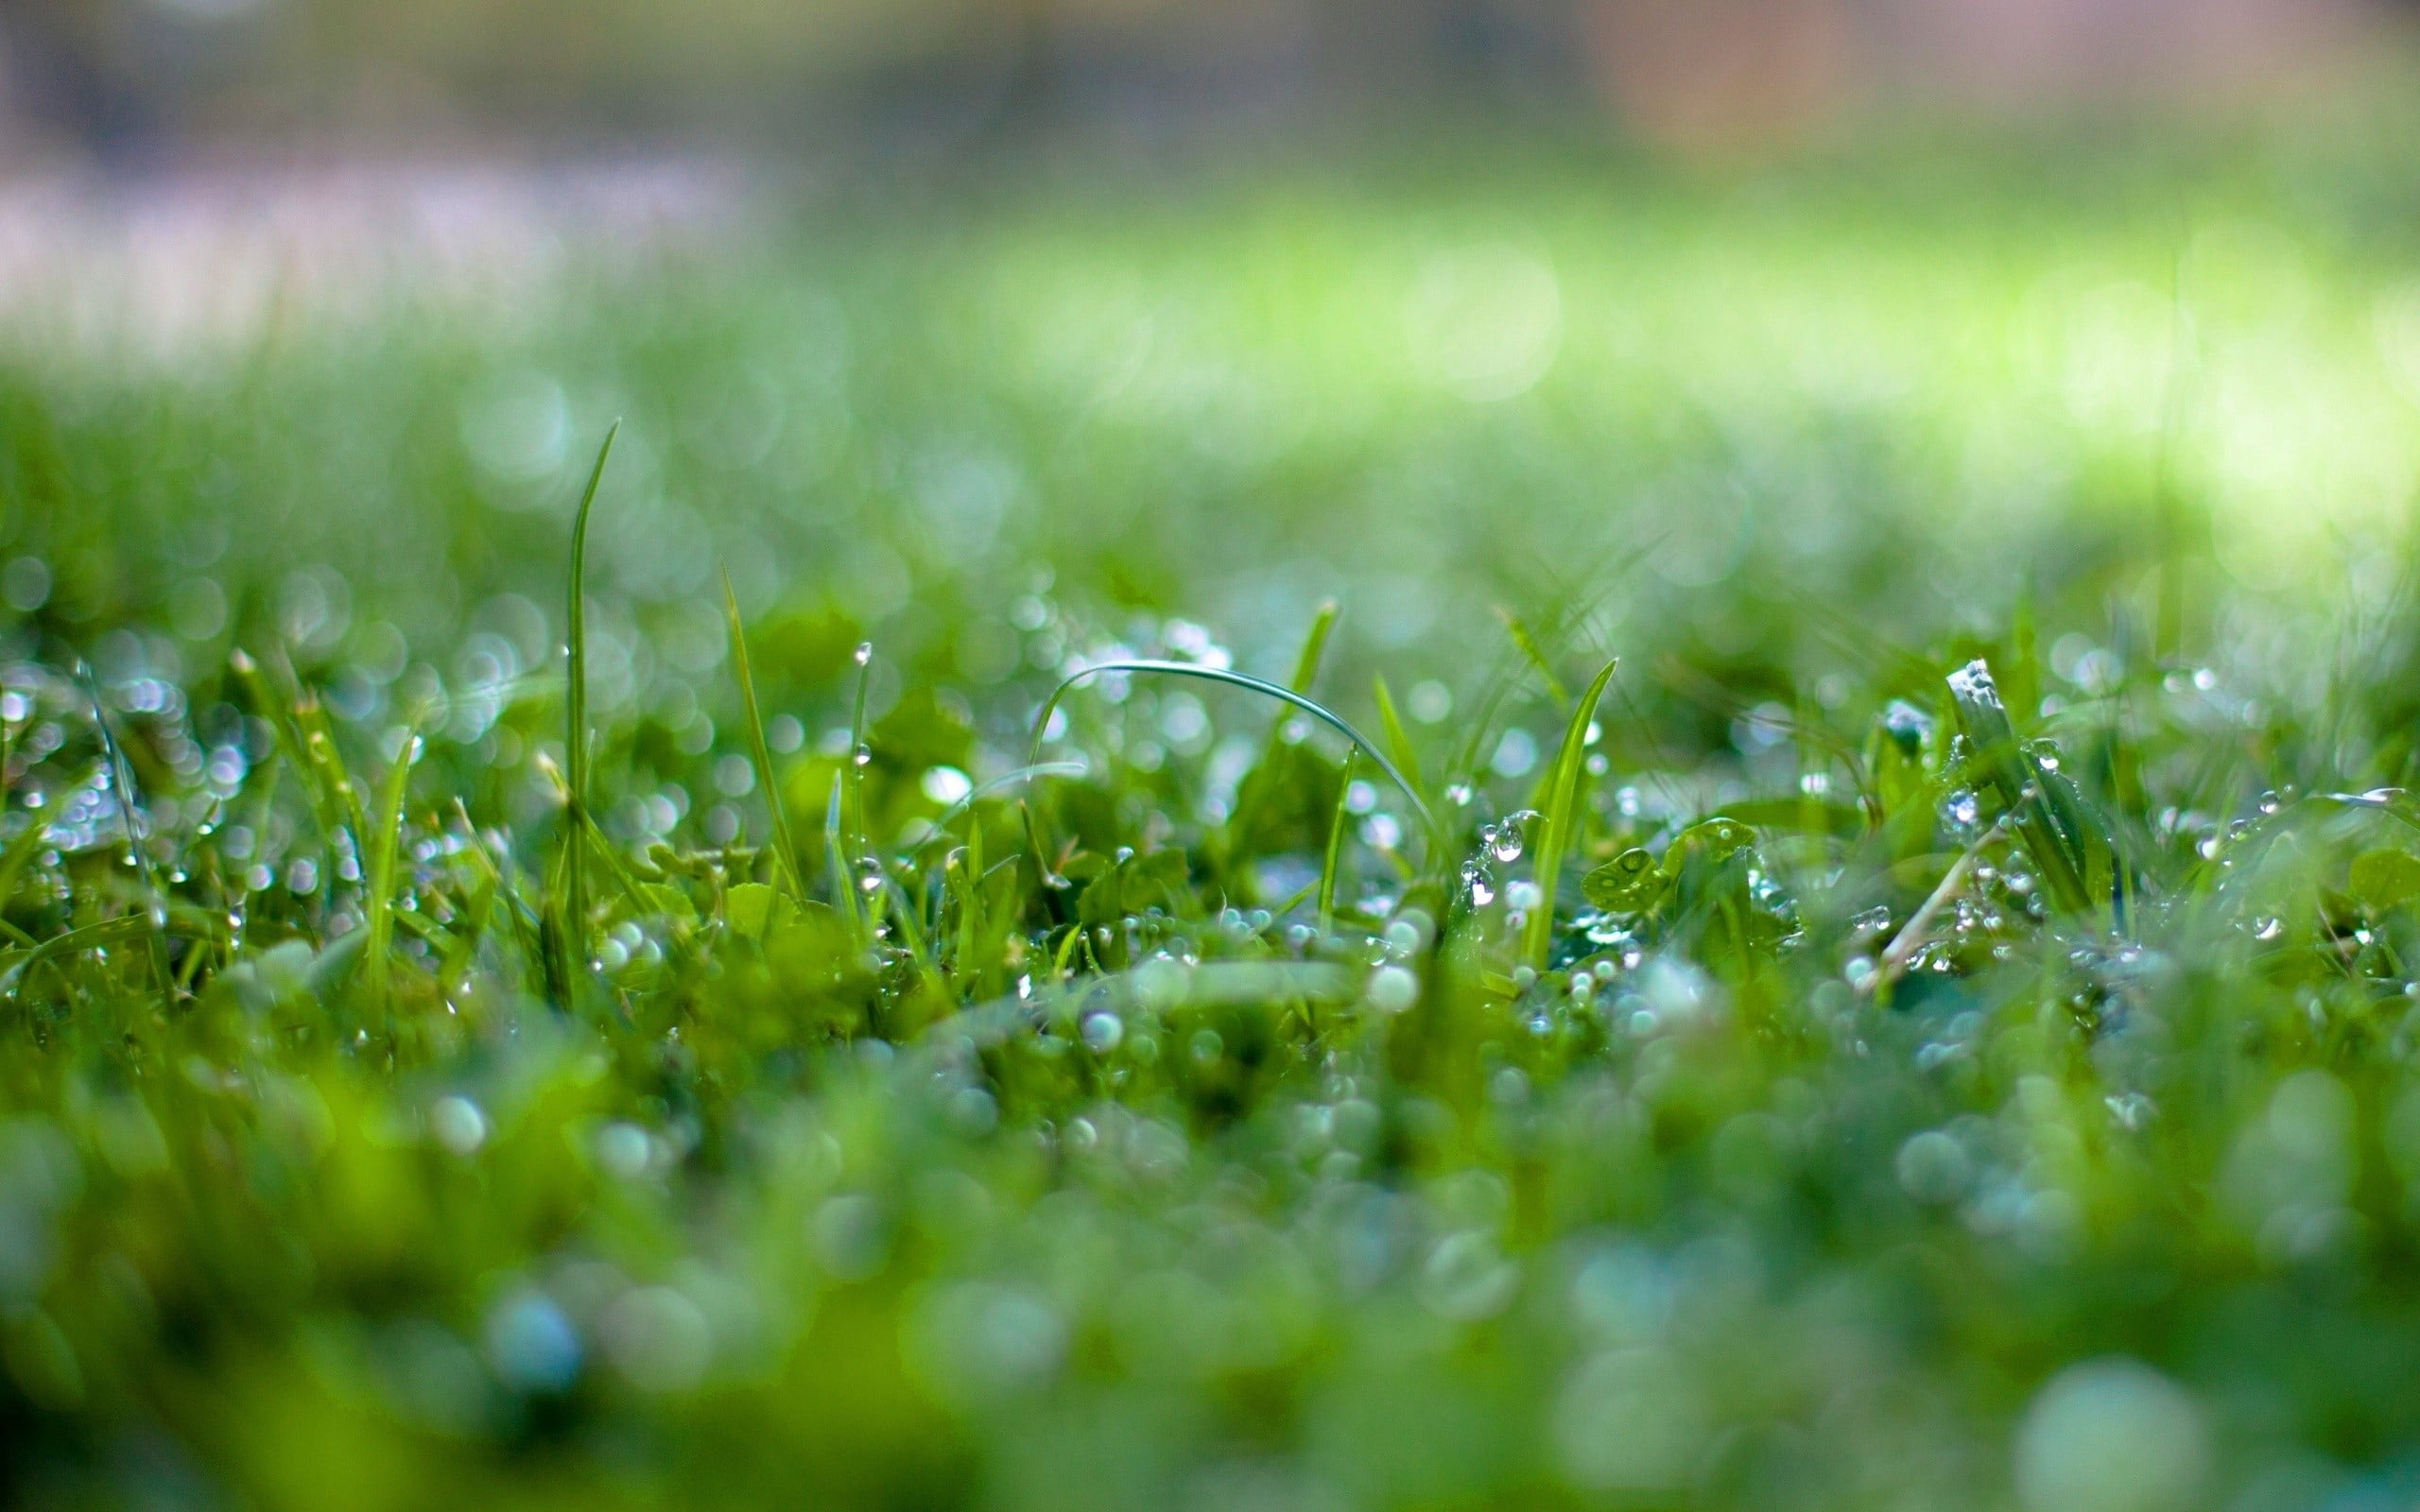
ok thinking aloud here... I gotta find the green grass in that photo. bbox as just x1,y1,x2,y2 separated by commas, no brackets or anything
14,116,2420,1508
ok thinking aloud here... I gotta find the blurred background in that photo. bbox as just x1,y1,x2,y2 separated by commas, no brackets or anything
7,0,2420,795
6,0,2420,749
0,0,2409,163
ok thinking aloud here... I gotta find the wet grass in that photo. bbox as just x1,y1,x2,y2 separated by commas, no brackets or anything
10,122,2420,1509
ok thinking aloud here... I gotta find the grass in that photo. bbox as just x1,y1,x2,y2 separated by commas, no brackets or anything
12,114,2420,1508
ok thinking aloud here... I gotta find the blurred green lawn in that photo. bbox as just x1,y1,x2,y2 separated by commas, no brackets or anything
14,113,2420,741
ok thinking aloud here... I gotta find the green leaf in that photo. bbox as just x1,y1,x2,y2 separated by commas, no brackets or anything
2351,849,2420,913
727,881,798,941
1583,848,1669,913
1669,816,1755,868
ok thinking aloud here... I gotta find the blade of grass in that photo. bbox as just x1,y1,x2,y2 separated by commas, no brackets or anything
722,568,806,902
1496,606,1571,706
1521,657,1618,971
1288,599,1340,694
79,662,174,1004
562,420,620,996
837,642,875,942
828,775,861,935
362,724,420,1024
953,801,985,998
0,777,76,912
1371,674,1426,799
1318,749,1354,937
1945,659,2094,917
1868,811,2014,998
3,914,150,1001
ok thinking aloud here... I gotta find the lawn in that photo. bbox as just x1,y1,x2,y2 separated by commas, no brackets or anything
9,112,2420,1508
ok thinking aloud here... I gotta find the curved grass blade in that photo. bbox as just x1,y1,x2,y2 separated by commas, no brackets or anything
722,568,806,902
1521,657,1618,971
2,915,150,1001
912,763,1087,854
562,420,620,997
1026,660,1435,836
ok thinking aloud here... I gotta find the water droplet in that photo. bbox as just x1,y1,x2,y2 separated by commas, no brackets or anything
1367,965,1419,1013
853,642,873,666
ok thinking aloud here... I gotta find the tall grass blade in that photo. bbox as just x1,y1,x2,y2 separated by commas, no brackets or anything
1521,657,1618,971
562,420,620,997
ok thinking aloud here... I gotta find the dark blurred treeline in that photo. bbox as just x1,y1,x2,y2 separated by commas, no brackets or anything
0,0,2408,160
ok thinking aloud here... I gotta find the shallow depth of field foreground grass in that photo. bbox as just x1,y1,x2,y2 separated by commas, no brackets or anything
16,119,2420,1509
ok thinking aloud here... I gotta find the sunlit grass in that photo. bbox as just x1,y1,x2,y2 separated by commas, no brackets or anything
8,120,2420,1508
